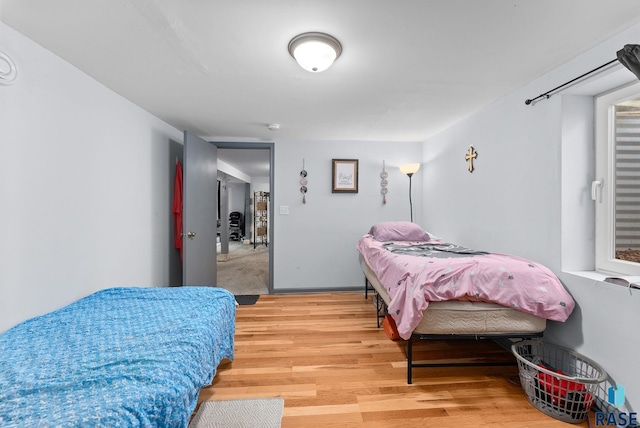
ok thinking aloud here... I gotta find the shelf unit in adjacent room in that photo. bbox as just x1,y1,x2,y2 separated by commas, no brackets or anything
254,191,269,248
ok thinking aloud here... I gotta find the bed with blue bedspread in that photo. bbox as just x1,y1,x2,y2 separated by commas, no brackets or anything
0,286,236,427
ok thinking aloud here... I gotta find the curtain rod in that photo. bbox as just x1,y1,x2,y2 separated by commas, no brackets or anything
524,58,618,105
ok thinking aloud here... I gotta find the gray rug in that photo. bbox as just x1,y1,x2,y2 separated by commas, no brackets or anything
189,398,284,428
235,295,259,305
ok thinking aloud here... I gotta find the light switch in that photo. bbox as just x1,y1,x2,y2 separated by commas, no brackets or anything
279,205,290,215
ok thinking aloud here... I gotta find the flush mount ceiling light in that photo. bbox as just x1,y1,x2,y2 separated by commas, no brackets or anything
288,32,342,73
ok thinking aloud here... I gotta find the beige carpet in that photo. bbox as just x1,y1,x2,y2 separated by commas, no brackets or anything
189,398,284,428
217,241,269,295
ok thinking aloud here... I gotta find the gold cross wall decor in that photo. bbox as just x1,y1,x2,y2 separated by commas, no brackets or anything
465,146,478,173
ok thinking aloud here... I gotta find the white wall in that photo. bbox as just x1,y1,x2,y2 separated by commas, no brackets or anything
0,22,183,332
0,22,422,331
421,22,640,409
272,140,422,291
228,182,247,215
251,176,270,194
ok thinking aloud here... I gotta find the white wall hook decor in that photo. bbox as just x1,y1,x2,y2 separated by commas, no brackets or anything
380,160,388,204
0,51,18,86
300,159,308,204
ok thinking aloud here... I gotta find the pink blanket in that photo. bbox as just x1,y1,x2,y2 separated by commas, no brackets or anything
357,235,575,340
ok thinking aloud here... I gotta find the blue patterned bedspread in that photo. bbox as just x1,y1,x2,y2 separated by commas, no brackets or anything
0,287,236,427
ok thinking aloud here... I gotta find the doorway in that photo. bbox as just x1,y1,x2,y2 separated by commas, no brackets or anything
214,142,274,295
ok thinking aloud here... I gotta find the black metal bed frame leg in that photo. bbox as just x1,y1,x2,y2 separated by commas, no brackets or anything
407,337,413,384
364,277,368,299
364,275,386,328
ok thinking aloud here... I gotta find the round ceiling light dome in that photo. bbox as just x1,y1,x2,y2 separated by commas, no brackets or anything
288,32,342,73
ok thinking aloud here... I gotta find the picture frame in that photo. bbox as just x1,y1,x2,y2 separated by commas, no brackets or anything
332,159,359,193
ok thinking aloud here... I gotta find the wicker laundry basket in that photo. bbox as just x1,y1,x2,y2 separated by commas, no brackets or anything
511,340,607,424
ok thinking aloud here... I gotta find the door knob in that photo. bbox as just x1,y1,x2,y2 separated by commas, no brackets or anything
182,231,197,239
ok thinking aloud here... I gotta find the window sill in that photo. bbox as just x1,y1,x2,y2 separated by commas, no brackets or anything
562,270,639,291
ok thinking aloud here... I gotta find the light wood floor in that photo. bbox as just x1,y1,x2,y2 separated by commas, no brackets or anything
196,293,590,427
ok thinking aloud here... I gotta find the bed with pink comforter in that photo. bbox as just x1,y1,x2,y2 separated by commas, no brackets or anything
357,222,575,340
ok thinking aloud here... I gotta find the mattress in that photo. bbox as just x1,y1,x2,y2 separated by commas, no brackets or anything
362,258,546,335
0,286,236,427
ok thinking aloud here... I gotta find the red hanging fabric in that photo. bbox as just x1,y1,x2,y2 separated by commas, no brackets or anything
173,160,183,263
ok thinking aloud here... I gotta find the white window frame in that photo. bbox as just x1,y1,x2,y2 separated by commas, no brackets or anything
595,81,640,276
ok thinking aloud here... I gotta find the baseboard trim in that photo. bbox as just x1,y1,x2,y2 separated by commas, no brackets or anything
272,287,362,294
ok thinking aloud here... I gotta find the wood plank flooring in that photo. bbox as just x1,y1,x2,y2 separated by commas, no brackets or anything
196,293,590,427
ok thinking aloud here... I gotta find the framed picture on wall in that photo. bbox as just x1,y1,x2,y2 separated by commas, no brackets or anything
332,159,359,193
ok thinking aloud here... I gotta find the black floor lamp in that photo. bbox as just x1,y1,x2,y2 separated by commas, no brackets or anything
399,163,420,222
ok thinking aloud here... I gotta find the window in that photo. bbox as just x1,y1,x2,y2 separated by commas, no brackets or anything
595,82,640,275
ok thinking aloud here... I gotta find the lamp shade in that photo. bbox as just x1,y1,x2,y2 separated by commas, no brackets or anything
288,32,342,73
399,163,421,176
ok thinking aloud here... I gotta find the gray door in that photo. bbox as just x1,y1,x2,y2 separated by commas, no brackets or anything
183,131,218,286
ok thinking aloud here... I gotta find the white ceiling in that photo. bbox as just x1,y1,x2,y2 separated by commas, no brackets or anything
218,147,270,182
3,1,640,157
